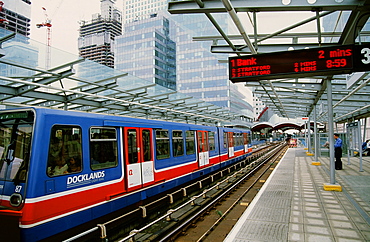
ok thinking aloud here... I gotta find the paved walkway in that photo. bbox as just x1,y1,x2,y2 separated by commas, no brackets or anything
224,147,370,242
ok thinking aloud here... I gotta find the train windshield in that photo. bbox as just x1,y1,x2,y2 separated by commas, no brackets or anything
0,111,33,184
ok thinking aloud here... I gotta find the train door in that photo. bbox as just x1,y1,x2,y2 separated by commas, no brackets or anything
228,132,234,157
124,128,154,191
197,131,209,166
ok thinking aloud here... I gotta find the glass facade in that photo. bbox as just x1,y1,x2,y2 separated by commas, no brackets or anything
115,14,176,90
172,14,253,119
120,0,254,121
0,0,36,87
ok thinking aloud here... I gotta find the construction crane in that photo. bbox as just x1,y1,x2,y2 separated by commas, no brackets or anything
36,7,52,69
36,7,52,45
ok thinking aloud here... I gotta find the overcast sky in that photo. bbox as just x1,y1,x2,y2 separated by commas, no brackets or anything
29,1,317,55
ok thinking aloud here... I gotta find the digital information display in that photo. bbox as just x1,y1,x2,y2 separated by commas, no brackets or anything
229,43,370,82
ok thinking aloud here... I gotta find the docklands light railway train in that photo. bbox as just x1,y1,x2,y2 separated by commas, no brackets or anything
0,107,252,241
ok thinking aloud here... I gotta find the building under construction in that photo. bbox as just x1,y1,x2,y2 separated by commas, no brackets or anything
78,0,122,68
0,0,31,37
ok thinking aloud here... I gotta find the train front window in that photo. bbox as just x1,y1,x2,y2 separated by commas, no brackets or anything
0,111,33,183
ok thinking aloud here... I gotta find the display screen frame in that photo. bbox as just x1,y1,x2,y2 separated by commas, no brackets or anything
229,43,370,82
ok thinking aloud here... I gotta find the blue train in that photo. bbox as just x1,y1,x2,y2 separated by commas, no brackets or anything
0,107,252,241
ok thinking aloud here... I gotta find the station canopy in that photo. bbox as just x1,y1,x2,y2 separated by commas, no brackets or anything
0,29,249,127
168,0,370,124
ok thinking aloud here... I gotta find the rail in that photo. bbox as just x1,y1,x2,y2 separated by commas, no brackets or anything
157,142,286,242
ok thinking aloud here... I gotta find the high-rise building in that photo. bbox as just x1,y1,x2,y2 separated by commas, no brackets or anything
123,0,167,23
119,1,254,122
0,0,36,78
115,13,176,90
78,0,122,68
172,14,253,120
0,0,31,38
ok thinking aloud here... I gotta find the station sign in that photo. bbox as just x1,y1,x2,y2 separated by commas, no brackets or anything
229,43,370,82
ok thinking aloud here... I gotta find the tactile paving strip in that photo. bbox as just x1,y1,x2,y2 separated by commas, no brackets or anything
232,220,288,242
231,149,294,241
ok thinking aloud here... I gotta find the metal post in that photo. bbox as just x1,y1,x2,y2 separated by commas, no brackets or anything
363,118,367,142
253,11,258,50
346,121,351,165
314,105,319,162
327,80,336,185
308,117,311,153
305,120,308,148
359,120,364,172
316,10,322,46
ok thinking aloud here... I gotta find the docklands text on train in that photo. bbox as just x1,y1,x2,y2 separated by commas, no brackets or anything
67,171,105,184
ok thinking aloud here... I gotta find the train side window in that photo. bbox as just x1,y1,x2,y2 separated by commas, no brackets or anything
209,132,215,151
172,130,184,157
47,125,82,177
243,133,248,145
204,132,209,151
223,132,228,148
142,129,152,161
90,127,118,170
197,131,209,152
186,131,195,155
127,129,138,164
228,133,234,147
236,133,241,146
155,129,170,160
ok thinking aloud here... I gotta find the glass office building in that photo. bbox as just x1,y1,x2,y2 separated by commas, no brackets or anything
118,6,254,121
0,0,36,79
115,13,176,90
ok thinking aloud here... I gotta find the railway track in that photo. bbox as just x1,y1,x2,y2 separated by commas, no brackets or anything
173,143,288,242
63,142,288,242
156,143,288,242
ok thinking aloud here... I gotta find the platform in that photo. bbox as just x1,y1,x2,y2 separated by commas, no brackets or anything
224,147,370,241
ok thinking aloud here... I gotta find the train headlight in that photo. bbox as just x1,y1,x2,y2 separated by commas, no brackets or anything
10,193,22,207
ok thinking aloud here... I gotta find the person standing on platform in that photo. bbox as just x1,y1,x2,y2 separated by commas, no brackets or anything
334,133,343,170
363,139,370,156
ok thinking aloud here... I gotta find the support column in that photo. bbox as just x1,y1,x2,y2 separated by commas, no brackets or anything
359,120,364,172
346,120,351,165
307,117,312,153
324,79,342,191
304,120,308,149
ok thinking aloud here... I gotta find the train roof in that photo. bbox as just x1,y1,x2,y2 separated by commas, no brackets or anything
1,107,249,131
